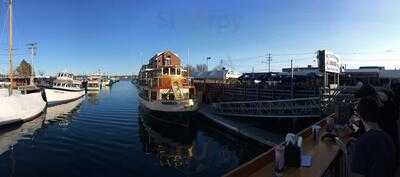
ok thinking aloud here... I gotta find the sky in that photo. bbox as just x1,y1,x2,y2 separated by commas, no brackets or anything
0,0,399,75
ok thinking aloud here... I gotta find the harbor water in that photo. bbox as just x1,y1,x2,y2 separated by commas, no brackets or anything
0,81,264,177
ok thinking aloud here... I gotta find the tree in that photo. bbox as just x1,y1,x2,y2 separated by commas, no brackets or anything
195,64,208,72
185,65,196,75
16,59,33,77
38,70,45,76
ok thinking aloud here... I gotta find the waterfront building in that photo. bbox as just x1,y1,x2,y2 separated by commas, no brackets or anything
342,66,400,87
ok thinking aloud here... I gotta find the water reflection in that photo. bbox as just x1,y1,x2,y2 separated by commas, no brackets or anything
137,108,248,176
102,86,112,96
45,97,84,127
87,91,100,105
138,109,196,169
0,97,84,155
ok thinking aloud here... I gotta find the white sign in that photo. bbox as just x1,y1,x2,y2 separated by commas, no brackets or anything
325,53,340,73
318,50,341,73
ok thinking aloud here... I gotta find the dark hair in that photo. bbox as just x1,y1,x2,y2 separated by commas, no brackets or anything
391,82,400,96
354,84,377,98
356,96,379,123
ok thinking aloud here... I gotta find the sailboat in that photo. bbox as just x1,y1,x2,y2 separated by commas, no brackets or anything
0,0,47,127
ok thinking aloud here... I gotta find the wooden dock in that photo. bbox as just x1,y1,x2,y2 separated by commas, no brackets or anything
198,105,283,147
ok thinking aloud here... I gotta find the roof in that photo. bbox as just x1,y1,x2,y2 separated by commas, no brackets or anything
192,70,228,80
379,70,400,78
344,68,400,79
150,50,181,61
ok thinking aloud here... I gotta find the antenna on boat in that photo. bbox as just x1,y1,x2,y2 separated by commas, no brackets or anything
8,0,14,95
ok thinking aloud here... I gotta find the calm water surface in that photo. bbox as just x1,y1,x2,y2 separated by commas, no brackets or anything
0,81,264,177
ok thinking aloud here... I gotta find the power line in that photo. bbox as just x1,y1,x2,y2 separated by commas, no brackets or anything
261,52,272,72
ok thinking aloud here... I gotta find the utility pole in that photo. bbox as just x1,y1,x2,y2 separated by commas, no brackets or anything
291,59,294,98
8,0,14,95
27,42,38,86
262,52,272,73
268,53,272,73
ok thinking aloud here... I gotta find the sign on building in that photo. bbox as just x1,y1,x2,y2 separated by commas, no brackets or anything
318,50,341,73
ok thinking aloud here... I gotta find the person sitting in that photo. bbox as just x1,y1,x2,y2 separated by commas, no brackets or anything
351,96,396,177
376,89,400,164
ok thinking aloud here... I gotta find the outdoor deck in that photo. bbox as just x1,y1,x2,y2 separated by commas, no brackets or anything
222,114,349,177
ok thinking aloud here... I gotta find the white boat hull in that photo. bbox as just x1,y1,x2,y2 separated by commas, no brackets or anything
45,88,85,106
0,92,47,126
138,96,198,112
102,80,110,87
87,87,101,91
0,96,84,155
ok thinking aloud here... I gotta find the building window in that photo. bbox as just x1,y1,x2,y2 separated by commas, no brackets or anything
165,58,171,66
151,91,157,101
161,93,168,100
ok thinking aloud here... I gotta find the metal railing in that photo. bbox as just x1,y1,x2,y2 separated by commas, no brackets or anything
212,97,321,118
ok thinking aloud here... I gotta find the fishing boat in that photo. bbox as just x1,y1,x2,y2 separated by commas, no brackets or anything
102,78,111,87
137,50,198,116
0,0,46,127
87,74,102,91
45,72,85,106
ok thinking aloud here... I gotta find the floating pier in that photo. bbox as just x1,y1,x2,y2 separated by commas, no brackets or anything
198,105,283,147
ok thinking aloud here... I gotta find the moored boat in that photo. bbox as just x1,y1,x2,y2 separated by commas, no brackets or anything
0,96,83,155
45,72,85,106
87,74,102,91
137,50,198,115
102,78,111,87
0,0,46,127
0,91,47,126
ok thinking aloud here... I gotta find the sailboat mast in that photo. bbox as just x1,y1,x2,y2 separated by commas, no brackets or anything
8,0,14,95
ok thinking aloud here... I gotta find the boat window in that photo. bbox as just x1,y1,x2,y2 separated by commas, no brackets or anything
177,68,180,75
165,57,171,66
163,68,168,75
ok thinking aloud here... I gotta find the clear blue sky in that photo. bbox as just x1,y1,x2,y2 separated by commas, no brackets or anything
0,0,399,75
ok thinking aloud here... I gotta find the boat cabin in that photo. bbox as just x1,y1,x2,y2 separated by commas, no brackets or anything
53,72,82,90
56,72,74,81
